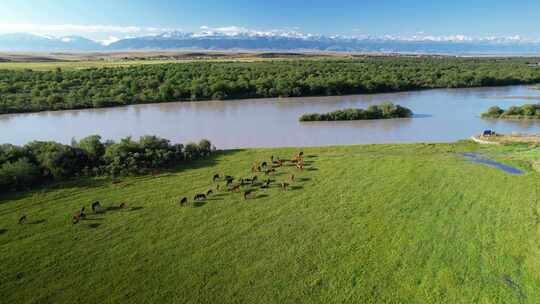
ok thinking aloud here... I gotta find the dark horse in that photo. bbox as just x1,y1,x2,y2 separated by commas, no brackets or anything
194,194,207,201
91,201,101,213
180,197,188,206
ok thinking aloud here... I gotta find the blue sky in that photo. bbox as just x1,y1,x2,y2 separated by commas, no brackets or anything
1,0,539,42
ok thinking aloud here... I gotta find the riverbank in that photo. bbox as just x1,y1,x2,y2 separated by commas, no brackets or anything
1,141,538,303
475,133,540,144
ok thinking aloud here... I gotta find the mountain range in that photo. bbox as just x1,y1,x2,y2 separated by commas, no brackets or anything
3,31,540,55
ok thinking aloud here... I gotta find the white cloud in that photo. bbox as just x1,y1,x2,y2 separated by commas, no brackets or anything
0,23,181,41
99,36,120,46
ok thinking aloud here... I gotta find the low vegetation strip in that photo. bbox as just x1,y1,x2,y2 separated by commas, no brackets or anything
0,135,213,192
481,103,540,119
2,57,540,114
299,102,412,121
0,142,539,303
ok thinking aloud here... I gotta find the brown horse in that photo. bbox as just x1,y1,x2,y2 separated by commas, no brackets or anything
72,207,86,224
231,185,241,193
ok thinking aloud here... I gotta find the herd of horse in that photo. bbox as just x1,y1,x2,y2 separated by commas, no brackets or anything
16,151,310,226
180,152,308,207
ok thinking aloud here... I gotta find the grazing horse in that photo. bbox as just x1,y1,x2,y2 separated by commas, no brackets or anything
243,190,254,200
18,215,27,225
281,182,289,191
72,213,82,224
91,201,101,213
119,203,126,209
194,194,206,201
207,189,213,196
213,174,220,182
180,197,188,206
72,207,86,224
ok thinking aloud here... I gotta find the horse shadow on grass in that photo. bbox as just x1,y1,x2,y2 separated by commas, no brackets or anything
254,194,269,199
206,197,224,202
105,206,125,212
192,201,207,208
289,185,304,191
28,219,47,225
87,223,101,229
0,229,7,235
83,217,105,221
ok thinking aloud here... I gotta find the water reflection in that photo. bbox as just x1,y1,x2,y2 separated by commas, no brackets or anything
1,85,539,148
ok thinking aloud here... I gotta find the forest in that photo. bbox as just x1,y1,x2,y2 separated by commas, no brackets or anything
1,57,540,114
0,136,213,191
299,102,412,121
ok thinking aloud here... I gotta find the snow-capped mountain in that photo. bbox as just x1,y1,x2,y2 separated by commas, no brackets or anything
0,33,103,51
2,30,540,54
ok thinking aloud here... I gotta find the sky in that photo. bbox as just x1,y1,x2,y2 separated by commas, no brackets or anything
1,0,540,43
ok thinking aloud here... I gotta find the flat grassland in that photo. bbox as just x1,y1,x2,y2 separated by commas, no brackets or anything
0,142,539,303
0,51,330,71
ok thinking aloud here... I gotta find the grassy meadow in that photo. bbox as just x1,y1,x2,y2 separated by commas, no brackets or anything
0,56,300,71
0,141,539,303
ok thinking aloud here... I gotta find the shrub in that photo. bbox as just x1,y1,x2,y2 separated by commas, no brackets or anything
0,136,214,192
481,103,540,119
0,158,41,191
299,102,413,121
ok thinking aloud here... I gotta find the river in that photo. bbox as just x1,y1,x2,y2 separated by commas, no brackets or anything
1,85,540,148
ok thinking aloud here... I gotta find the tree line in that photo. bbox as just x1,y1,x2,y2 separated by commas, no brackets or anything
299,102,413,121
482,103,540,119
2,57,540,114
0,136,214,192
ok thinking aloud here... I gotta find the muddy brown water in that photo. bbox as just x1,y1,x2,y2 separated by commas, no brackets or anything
1,85,540,148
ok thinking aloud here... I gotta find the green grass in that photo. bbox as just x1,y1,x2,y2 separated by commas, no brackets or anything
1,142,539,303
0,57,288,71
